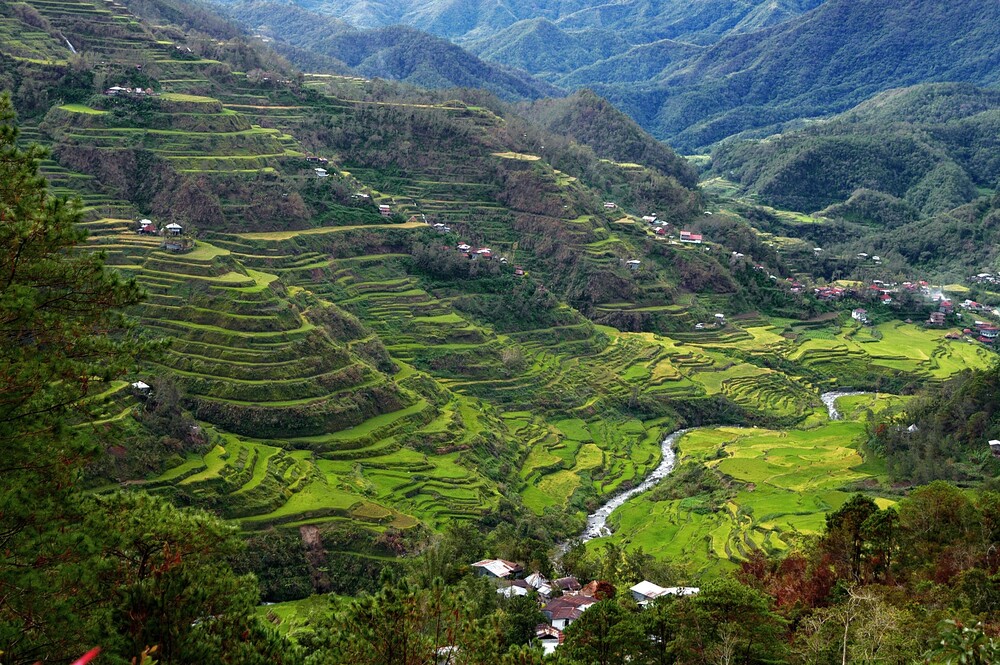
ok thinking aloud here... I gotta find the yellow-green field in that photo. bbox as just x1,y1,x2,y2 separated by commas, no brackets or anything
596,394,901,577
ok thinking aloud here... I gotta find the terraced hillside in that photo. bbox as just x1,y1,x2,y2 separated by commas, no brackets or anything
3,0,996,604
600,393,906,578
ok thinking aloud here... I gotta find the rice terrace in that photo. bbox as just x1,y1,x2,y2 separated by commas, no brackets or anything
4,0,1000,658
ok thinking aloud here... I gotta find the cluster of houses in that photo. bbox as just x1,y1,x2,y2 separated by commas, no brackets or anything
471,559,697,656
104,86,158,97
136,219,183,236
136,219,191,252
971,272,998,285
452,242,522,274
636,214,706,245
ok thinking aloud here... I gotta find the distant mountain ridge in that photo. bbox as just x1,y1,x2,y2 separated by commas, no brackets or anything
220,1,561,100
215,0,1000,151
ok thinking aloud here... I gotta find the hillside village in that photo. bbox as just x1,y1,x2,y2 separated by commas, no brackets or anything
471,557,698,655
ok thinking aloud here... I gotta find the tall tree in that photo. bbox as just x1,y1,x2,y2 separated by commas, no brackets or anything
0,92,145,663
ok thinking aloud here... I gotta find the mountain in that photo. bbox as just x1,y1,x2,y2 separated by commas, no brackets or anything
614,0,1000,149
256,0,823,45
220,1,561,100
520,89,698,188
712,83,1000,216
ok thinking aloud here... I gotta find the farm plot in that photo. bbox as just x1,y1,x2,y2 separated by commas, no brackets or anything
598,409,895,577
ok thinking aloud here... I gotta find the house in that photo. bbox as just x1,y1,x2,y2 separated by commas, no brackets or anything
137,219,157,235
857,253,869,259
535,624,562,656
631,581,699,606
630,581,669,604
457,243,472,252
497,579,533,598
130,381,151,396
814,287,845,301
714,313,726,326
379,204,392,217
872,255,881,262
939,300,954,314
642,215,657,224
880,294,893,304
474,248,492,260
470,559,522,579
542,595,594,630
514,267,525,277
314,168,329,178
552,576,582,593
989,440,1000,458
655,227,667,236
814,247,823,254
976,324,999,343
928,312,946,326
352,192,371,200
626,259,641,271
524,572,551,596
603,202,617,210
165,223,183,236
852,308,868,323
679,230,703,244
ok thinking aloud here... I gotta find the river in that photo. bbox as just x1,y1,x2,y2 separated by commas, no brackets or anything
564,390,868,549
564,428,693,548
820,390,869,420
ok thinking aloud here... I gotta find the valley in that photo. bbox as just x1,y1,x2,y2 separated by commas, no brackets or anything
3,0,1000,661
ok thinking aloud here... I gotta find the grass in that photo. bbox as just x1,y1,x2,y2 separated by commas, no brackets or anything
235,221,424,240
59,104,107,115
596,415,892,577
160,92,219,103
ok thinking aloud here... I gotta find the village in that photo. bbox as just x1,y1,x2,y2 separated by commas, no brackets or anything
468,557,697,656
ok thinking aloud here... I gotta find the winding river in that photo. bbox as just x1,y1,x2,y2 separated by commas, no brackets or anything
820,390,869,420
565,390,869,549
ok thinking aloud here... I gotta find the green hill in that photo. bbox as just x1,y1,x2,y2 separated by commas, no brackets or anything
711,84,1000,216
4,0,999,616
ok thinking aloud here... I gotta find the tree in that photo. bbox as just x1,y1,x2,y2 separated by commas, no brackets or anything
821,495,879,582
675,578,787,665
558,600,641,665
0,92,145,663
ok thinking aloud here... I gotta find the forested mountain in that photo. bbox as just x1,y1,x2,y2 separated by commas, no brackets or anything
238,0,824,44
612,0,1000,149
214,0,1000,149
520,90,698,189
219,2,560,100
712,84,1000,216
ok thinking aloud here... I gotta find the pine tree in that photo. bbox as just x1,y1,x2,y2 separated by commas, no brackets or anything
0,91,145,662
